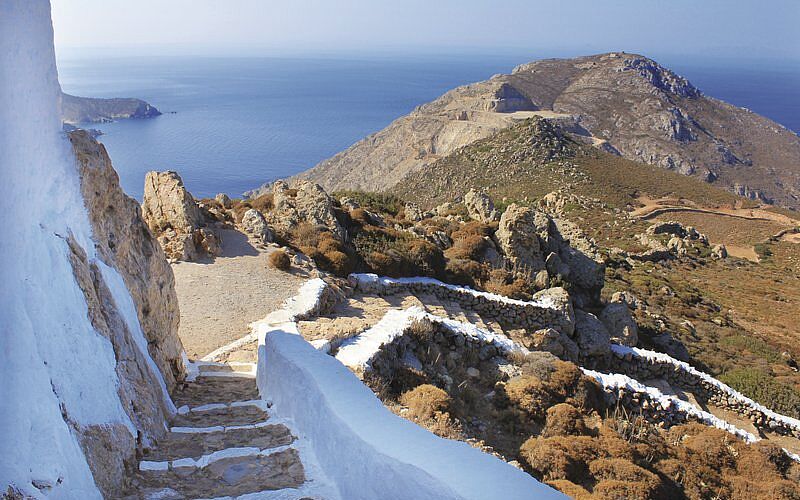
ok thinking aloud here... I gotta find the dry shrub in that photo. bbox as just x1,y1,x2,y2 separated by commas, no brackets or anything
543,403,587,437
519,435,598,481
445,233,487,261
350,207,371,225
592,479,655,500
545,480,592,500
485,268,531,300
250,193,274,212
268,249,291,271
445,259,488,286
589,458,659,492
505,376,553,419
407,239,446,275
400,384,451,420
230,200,252,223
291,222,323,249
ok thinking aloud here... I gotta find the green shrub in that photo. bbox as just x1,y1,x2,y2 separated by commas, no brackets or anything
334,190,405,216
719,368,800,418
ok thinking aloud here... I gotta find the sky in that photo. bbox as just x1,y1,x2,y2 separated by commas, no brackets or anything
51,0,800,62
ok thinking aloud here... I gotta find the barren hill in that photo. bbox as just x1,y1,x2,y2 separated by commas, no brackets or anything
299,52,800,209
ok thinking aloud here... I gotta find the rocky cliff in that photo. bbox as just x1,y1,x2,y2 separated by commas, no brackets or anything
61,92,161,125
70,130,186,389
299,52,800,209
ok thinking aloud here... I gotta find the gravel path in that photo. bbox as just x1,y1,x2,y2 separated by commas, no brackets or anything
171,229,306,358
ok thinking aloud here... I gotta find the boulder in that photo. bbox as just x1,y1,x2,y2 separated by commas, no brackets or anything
496,203,550,273
650,333,690,361
599,302,639,346
464,189,499,223
215,193,232,209
531,287,575,336
142,171,219,261
527,328,579,362
574,310,611,358
241,208,273,244
267,180,344,240
712,244,728,259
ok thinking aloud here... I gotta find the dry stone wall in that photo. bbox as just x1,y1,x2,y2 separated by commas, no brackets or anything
604,345,800,438
350,274,574,336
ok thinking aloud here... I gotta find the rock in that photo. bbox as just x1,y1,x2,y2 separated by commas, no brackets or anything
71,131,184,388
611,291,640,310
404,202,426,222
339,196,360,211
241,209,274,244
466,367,481,378
142,171,219,261
434,202,455,217
599,302,639,346
496,203,550,273
528,328,579,362
647,221,687,237
650,333,690,361
533,270,550,290
215,193,232,209
574,310,611,357
712,244,728,259
69,131,185,496
464,189,499,222
531,287,575,336
266,180,344,241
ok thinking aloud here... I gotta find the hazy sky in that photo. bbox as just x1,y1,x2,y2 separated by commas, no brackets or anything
52,0,800,61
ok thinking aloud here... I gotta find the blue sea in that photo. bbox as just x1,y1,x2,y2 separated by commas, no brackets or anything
57,53,800,200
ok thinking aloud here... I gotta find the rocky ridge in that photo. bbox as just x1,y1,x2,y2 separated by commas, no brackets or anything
299,52,800,209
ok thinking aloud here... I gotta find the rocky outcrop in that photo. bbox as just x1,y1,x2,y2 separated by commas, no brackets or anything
241,208,274,244
142,171,221,261
464,189,499,223
60,92,161,125
496,203,605,305
299,52,800,210
70,131,185,389
266,180,344,240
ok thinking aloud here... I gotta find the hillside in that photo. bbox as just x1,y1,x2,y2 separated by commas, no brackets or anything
393,116,800,428
60,91,161,124
299,52,800,209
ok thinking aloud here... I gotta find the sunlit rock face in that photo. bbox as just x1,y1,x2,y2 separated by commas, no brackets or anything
0,1,182,497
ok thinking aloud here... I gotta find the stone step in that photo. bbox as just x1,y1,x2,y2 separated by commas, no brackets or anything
132,446,304,499
171,401,269,428
197,361,257,377
143,422,295,463
172,377,260,408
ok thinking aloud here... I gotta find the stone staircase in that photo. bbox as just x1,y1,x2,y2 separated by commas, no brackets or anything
123,363,310,499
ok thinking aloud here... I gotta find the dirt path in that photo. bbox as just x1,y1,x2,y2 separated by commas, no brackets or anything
632,195,800,225
171,229,306,358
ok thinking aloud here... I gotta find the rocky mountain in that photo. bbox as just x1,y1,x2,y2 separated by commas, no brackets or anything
299,52,800,209
60,91,161,124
